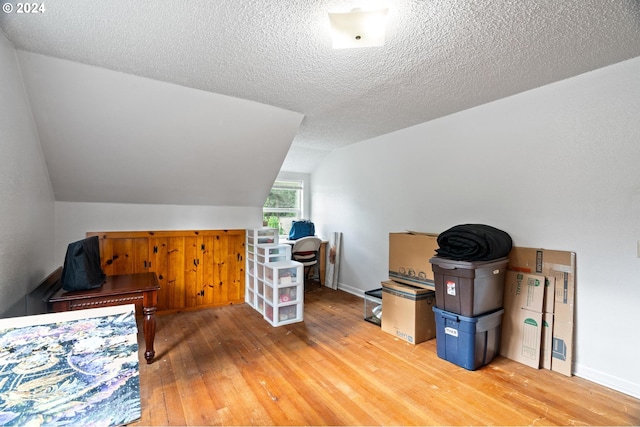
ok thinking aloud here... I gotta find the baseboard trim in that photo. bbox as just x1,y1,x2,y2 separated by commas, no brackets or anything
336,282,365,298
574,364,640,399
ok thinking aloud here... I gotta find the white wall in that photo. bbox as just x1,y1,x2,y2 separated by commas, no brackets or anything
55,202,262,265
0,33,56,317
311,57,640,398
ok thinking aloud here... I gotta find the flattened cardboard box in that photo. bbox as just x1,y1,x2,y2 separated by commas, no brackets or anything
501,271,546,369
503,270,545,312
541,277,556,370
381,280,436,345
551,319,574,369
508,247,575,376
541,313,553,370
388,232,439,289
543,276,556,314
503,272,555,370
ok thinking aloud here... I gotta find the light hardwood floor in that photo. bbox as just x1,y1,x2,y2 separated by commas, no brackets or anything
132,283,640,426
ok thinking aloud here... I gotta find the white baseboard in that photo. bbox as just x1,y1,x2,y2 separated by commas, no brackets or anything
574,363,640,399
336,282,365,298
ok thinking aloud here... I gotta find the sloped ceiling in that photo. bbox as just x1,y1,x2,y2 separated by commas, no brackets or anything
16,51,303,206
1,0,640,206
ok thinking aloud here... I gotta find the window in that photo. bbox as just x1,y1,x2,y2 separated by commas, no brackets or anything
263,180,304,236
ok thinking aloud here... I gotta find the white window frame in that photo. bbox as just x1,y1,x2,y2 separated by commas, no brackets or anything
263,179,305,236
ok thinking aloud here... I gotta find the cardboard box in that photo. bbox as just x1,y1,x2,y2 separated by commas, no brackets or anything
507,247,576,376
503,270,545,312
501,307,543,369
501,271,546,369
543,276,556,314
507,247,575,322
551,320,574,366
388,232,439,288
540,277,556,369
541,313,553,370
381,280,436,345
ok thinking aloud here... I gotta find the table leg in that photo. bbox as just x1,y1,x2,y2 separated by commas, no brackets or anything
319,241,327,286
142,290,158,364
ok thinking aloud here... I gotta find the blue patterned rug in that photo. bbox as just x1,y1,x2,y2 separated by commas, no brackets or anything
0,305,141,426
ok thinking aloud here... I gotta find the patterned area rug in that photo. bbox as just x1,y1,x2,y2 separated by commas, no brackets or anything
0,304,140,426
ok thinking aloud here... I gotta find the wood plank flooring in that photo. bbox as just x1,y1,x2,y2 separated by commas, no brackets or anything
131,283,640,426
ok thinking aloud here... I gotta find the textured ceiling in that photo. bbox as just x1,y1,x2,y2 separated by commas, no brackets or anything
2,0,640,176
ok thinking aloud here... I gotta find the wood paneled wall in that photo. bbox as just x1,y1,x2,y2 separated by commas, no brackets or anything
87,230,245,313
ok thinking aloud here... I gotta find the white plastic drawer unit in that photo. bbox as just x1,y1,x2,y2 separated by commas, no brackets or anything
264,261,303,286
256,244,291,264
245,288,255,307
264,283,302,305
245,228,303,327
246,228,279,246
264,300,303,326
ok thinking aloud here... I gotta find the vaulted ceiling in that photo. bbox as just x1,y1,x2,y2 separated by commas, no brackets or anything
2,0,640,206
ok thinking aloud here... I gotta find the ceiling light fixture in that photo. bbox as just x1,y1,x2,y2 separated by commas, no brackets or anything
328,7,389,49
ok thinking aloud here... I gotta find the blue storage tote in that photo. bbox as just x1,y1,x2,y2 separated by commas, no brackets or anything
433,307,504,371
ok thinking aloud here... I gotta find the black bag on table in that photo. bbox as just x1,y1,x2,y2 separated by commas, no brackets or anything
61,236,106,291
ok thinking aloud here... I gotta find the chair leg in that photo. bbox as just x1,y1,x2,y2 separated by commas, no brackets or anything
302,264,318,291
304,265,315,281
303,265,315,289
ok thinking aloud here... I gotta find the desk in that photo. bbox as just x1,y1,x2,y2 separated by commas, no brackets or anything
281,238,328,285
49,272,160,364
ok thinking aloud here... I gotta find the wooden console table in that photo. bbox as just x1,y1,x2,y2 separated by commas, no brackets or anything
49,272,160,364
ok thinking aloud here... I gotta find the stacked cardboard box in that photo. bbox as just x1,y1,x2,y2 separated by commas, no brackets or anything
381,280,436,344
381,232,440,345
388,232,439,289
